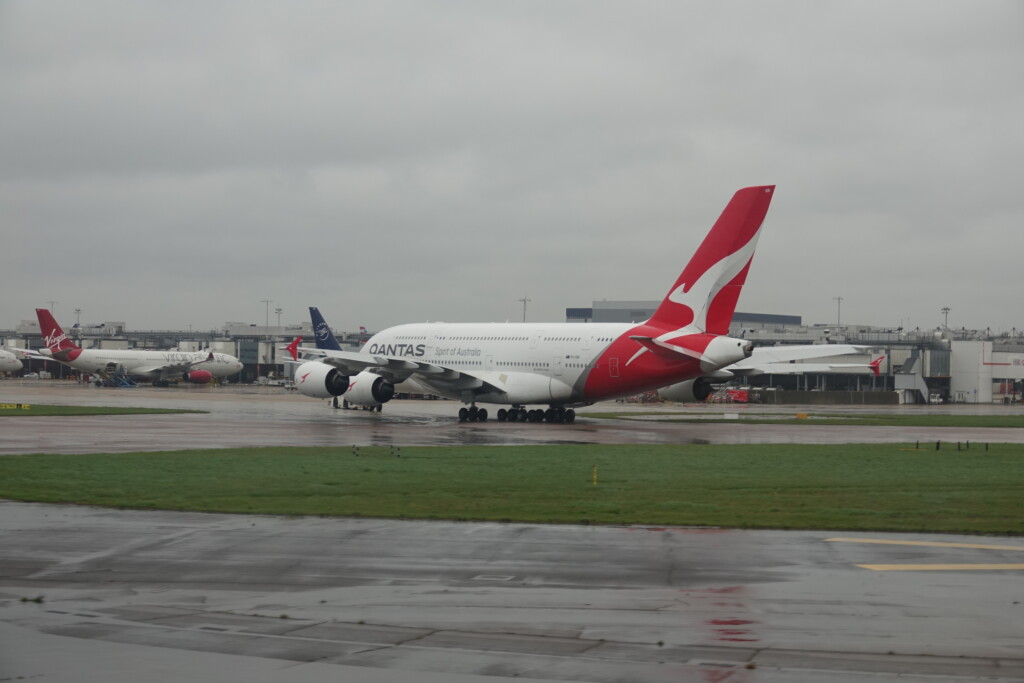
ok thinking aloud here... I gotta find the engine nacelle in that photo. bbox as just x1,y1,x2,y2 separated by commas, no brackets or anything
295,361,350,399
657,377,713,403
344,370,395,407
182,369,213,384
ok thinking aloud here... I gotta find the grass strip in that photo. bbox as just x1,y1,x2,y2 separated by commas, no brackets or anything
0,405,206,417
0,444,1021,534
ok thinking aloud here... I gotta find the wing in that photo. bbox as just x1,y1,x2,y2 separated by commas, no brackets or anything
303,347,502,398
5,347,49,361
132,354,217,379
728,344,872,376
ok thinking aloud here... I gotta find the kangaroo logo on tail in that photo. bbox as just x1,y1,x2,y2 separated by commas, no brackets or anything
648,186,774,336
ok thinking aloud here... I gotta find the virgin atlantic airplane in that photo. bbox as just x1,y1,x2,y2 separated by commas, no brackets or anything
293,185,775,423
32,309,243,386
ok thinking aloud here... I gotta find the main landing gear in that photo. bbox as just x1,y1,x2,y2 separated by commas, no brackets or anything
458,406,488,422
457,405,576,424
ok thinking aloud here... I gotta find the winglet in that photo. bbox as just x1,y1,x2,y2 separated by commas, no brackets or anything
648,186,775,335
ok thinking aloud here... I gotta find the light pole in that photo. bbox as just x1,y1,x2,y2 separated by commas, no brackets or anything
261,299,271,331
833,296,843,328
275,307,282,327
941,307,950,328
518,294,531,323
258,299,272,381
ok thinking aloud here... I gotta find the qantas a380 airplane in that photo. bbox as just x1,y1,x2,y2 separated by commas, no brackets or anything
33,308,244,386
292,185,778,423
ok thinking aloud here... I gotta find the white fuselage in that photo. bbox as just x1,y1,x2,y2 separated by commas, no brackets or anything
365,321,629,402
0,350,23,372
41,348,243,380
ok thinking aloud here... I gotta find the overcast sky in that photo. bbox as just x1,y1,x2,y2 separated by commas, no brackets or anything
3,1,1022,336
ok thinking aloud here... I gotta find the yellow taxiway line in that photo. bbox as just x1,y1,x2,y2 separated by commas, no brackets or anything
826,537,1024,552
857,563,1024,571
825,537,1024,571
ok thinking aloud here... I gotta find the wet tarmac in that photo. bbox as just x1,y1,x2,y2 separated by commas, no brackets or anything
2,380,1023,681
2,380,1023,454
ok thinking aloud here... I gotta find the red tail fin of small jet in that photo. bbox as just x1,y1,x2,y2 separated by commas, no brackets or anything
647,185,775,335
870,355,885,376
35,308,80,360
285,336,302,362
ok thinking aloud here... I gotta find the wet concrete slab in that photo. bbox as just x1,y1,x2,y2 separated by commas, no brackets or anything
2,502,1024,682
3,380,1023,453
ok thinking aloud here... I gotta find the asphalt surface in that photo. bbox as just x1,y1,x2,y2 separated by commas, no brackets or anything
2,380,1023,682
3,380,1024,453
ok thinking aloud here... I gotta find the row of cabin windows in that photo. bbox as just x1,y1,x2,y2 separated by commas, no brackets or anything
436,336,530,342
393,336,617,343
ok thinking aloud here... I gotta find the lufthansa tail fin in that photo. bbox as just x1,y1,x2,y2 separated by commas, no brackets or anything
35,308,80,355
309,307,343,351
647,185,775,335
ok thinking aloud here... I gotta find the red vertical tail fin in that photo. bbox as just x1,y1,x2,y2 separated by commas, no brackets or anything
647,186,775,335
285,336,302,362
35,308,80,354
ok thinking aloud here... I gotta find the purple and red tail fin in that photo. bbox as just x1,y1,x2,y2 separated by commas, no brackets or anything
35,308,80,353
647,185,775,335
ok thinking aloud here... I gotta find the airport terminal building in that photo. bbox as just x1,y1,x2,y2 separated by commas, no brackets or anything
4,304,1023,404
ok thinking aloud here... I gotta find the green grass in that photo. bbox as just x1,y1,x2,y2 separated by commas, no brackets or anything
585,410,1024,428
0,404,206,417
1,444,1021,534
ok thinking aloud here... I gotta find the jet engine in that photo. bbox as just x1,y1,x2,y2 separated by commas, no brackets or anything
294,361,350,399
182,369,213,384
344,370,395,407
657,377,713,403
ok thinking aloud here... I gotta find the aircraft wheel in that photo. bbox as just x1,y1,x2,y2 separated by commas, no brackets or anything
458,407,469,422
517,408,528,422
564,409,576,424
497,408,508,422
477,408,488,422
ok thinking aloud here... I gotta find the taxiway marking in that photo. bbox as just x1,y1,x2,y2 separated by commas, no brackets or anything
826,537,1024,571
858,564,1024,571
826,537,1024,552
